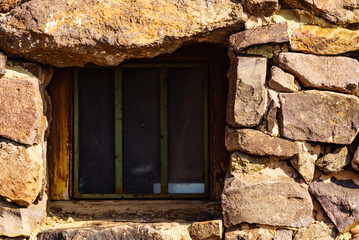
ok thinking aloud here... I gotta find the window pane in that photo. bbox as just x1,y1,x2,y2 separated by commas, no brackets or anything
122,68,161,194
167,66,206,193
78,68,115,194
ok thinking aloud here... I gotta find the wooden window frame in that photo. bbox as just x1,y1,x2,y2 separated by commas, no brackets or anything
48,43,229,201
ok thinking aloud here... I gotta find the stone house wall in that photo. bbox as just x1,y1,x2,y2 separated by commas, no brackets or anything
0,0,358,239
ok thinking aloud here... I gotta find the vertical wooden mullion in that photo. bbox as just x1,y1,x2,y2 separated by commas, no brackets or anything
73,68,80,198
114,68,123,194
160,66,168,194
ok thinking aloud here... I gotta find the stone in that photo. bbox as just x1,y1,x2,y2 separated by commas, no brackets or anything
229,23,288,52
0,194,47,237
244,0,279,17
279,90,359,144
293,222,336,240
38,222,192,240
274,229,293,240
0,66,47,145
230,151,271,173
259,89,280,136
269,66,300,92
281,0,359,24
276,52,359,93
290,26,359,55
290,142,321,184
0,0,247,67
226,56,267,128
189,220,223,240
225,224,276,240
0,138,44,207
309,173,359,232
244,16,270,30
351,146,359,172
0,52,6,77
0,0,28,13
222,161,313,228
225,127,300,158
316,146,351,175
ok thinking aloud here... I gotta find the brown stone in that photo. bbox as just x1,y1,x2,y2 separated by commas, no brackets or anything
244,0,279,17
351,146,359,172
229,23,288,52
226,56,267,128
225,127,299,158
0,0,247,67
291,25,359,55
290,142,321,184
38,222,191,240
0,0,28,13
0,194,46,237
189,220,223,240
281,0,359,24
222,161,313,228
309,173,359,232
276,52,359,93
0,138,44,207
225,224,276,240
0,66,47,145
0,52,6,77
230,151,271,173
293,222,336,240
316,146,351,175
279,90,359,144
269,66,300,92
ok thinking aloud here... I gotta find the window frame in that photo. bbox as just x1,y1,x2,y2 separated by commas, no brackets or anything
73,63,210,199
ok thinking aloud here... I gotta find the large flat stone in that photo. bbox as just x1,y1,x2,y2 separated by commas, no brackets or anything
222,161,313,228
309,172,359,232
38,222,192,240
229,23,288,52
227,56,267,128
281,0,359,24
0,0,247,67
276,52,359,93
0,66,47,145
279,90,359,144
291,25,359,55
0,138,44,207
0,194,46,237
225,127,299,158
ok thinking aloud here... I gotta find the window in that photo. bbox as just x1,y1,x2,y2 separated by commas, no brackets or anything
73,63,209,199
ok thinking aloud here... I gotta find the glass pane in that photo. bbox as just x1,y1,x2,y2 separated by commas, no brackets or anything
167,66,206,193
122,68,161,194
78,68,115,194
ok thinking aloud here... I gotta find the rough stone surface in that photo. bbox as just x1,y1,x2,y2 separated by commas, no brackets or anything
0,52,6,77
225,127,299,158
309,173,359,232
227,56,267,128
290,25,359,55
229,23,288,52
225,224,276,240
259,89,280,136
269,66,300,92
38,222,192,240
222,161,313,228
0,66,47,145
0,0,28,13
0,0,247,67
245,0,279,17
0,138,44,207
281,0,359,24
276,52,359,93
274,229,293,240
279,90,359,144
290,142,321,184
352,146,359,172
0,194,47,237
293,222,336,240
189,220,223,240
316,146,351,175
230,151,271,173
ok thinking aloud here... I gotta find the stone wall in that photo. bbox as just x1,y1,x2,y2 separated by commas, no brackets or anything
0,0,358,239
